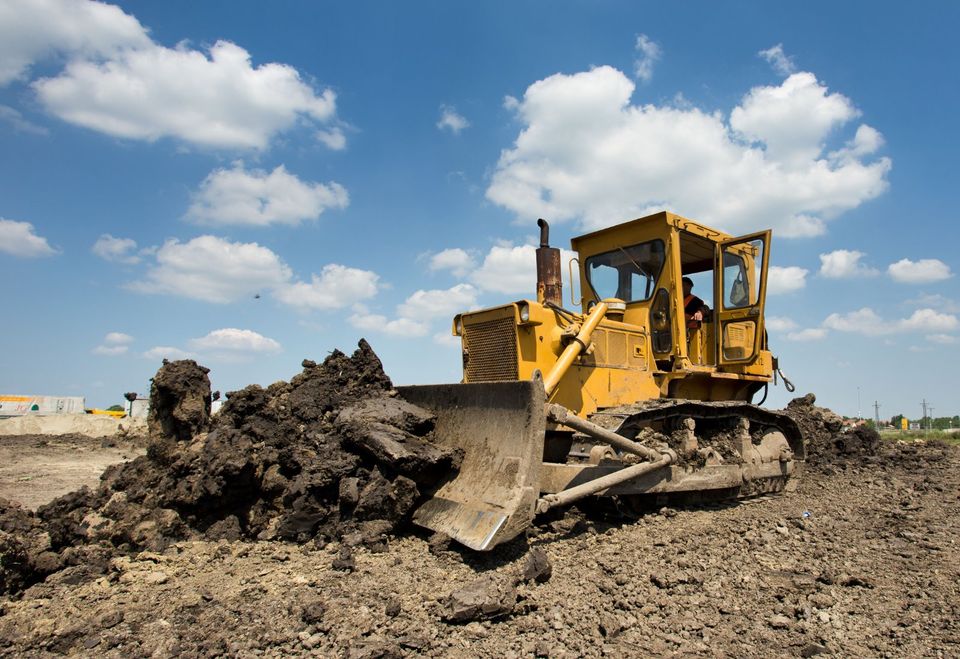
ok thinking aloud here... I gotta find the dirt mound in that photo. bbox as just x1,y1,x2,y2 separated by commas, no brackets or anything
782,393,879,467
1,340,459,595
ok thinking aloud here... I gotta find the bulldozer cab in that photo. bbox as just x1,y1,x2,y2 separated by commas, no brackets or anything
574,212,771,375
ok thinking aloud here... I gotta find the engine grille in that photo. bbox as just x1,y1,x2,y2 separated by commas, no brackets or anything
463,316,518,382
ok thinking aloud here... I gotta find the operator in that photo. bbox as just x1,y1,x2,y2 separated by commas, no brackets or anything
682,276,707,327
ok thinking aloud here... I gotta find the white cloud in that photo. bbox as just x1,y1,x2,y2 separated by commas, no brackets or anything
143,346,194,361
633,34,661,83
906,293,960,314
348,313,429,337
433,331,460,347
0,105,48,134
188,328,281,354
888,258,952,284
487,66,890,237
766,316,798,332
397,284,478,320
428,248,476,278
347,284,477,340
767,266,808,295
34,38,340,150
786,328,827,341
92,234,140,264
758,44,796,76
129,235,291,303
927,334,957,345
274,264,379,310
93,345,127,356
0,218,57,257
104,332,133,344
186,162,348,227
437,105,469,134
93,330,133,356
731,72,860,165
823,307,959,336
818,249,879,278
0,0,150,86
469,243,538,295
830,124,884,162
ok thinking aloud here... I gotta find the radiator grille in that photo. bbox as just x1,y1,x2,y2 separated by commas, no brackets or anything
463,316,518,382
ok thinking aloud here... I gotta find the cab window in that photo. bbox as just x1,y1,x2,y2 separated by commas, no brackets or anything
585,240,665,303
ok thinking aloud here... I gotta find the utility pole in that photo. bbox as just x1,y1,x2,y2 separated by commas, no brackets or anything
929,407,935,431
874,401,881,428
921,399,928,431
857,387,862,420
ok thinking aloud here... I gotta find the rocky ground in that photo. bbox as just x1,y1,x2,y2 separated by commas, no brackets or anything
0,344,957,657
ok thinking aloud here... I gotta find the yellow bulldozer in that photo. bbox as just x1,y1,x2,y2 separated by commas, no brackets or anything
398,211,803,550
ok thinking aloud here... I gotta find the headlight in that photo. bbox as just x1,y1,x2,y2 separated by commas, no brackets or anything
453,315,463,335
518,304,530,323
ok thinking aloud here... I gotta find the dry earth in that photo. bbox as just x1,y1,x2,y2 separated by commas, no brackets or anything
0,440,956,657
0,435,144,511
0,346,957,657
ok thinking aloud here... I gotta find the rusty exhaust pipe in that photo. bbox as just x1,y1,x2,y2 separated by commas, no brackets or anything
536,219,562,306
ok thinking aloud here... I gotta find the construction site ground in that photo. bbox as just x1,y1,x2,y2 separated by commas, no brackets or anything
0,433,956,657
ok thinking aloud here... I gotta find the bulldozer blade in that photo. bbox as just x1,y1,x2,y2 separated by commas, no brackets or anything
396,380,546,551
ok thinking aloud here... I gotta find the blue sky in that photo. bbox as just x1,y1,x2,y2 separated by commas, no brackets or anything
1,0,957,420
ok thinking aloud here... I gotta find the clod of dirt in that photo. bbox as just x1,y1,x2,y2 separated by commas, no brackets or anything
148,360,212,441
441,572,518,623
782,393,880,467
2,340,458,595
520,548,552,583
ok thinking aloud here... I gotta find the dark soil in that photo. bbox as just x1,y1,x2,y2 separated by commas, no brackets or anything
0,340,459,596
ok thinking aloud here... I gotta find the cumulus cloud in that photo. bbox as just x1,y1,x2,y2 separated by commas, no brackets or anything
428,248,476,278
188,328,281,354
92,234,141,264
766,316,798,332
0,0,150,85
129,235,292,303
274,264,379,310
758,44,796,76
397,284,478,320
0,218,58,257
487,66,890,237
437,105,470,134
186,162,348,227
93,331,133,356
927,333,957,345
823,307,958,336
31,17,341,149
143,346,194,361
348,312,429,337
888,258,952,283
469,243,539,295
786,328,827,341
633,34,661,83
767,266,808,295
818,249,879,278
348,284,478,339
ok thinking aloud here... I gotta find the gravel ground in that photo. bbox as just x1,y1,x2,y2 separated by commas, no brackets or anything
0,440,956,657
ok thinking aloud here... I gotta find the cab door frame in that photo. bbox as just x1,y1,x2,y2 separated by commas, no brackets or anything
714,230,771,366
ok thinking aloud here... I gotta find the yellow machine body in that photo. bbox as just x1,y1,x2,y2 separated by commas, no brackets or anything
452,211,774,416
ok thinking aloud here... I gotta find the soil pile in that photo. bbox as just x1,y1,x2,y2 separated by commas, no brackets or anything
0,340,460,595
782,393,880,467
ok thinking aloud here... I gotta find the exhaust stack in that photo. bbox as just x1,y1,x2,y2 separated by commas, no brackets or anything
536,218,562,306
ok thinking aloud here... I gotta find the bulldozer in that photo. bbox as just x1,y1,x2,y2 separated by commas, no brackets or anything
397,210,803,550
